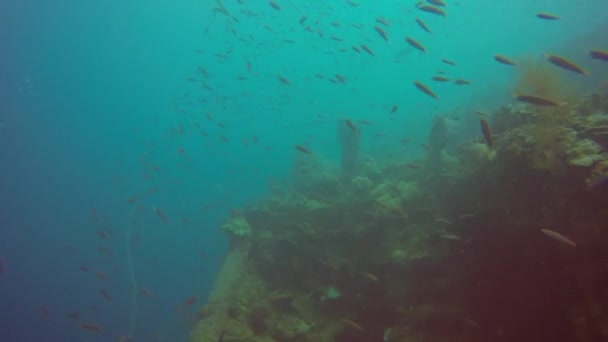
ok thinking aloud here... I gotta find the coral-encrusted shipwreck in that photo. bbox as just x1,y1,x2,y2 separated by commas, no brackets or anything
191,85,608,342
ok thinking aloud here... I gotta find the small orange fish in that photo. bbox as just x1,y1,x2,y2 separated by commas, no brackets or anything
545,54,587,75
98,289,113,302
541,229,576,247
536,12,560,20
40,305,49,319
360,44,374,56
514,94,560,106
435,217,453,225
153,207,169,223
95,270,107,281
418,5,446,17
294,145,312,154
80,322,102,332
415,18,432,33
414,81,437,99
590,49,608,61
376,16,389,26
277,75,291,85
184,295,198,307
95,231,108,240
428,0,447,7
374,26,388,42
268,0,280,11
441,58,456,65
140,287,156,298
494,54,516,66
454,78,471,85
344,119,358,134
183,295,199,316
480,119,493,149
432,75,450,82
405,37,426,53
476,111,491,118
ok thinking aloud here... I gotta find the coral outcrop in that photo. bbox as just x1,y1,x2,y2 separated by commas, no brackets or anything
191,84,608,342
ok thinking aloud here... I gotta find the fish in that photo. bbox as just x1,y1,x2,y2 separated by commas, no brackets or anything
90,208,98,222
341,318,365,333
374,26,388,42
545,54,587,75
183,295,199,312
294,145,312,154
140,287,156,298
428,0,447,7
344,119,358,134
96,231,108,240
360,44,374,56
352,46,361,54
494,54,516,66
536,12,560,20
441,58,456,65
480,119,493,149
335,74,346,83
95,270,107,280
405,163,422,170
66,313,80,319
127,196,137,204
439,234,461,240
376,16,389,26
268,0,280,11
454,79,471,85
418,5,446,17
415,18,432,33
80,322,102,332
405,37,426,53
476,111,491,118
361,271,379,282
414,81,438,99
98,246,113,257
432,75,450,82
514,94,560,106
119,334,132,342
278,75,291,85
590,49,608,61
40,305,49,319
541,229,576,247
153,207,169,223
391,105,399,114
0,258,4,274
98,289,112,302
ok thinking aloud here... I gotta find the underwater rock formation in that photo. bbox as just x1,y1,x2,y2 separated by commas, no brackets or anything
192,85,608,342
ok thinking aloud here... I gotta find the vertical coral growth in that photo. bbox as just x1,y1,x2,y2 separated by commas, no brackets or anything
338,119,361,177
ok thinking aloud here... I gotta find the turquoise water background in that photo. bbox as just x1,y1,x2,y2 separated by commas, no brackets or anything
1,0,607,341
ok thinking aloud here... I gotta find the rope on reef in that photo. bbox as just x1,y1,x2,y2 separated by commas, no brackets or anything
126,207,137,339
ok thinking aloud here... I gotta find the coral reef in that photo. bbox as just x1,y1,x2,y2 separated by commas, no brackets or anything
191,84,608,342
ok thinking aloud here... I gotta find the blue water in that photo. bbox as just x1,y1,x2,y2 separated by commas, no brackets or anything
1,0,607,341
